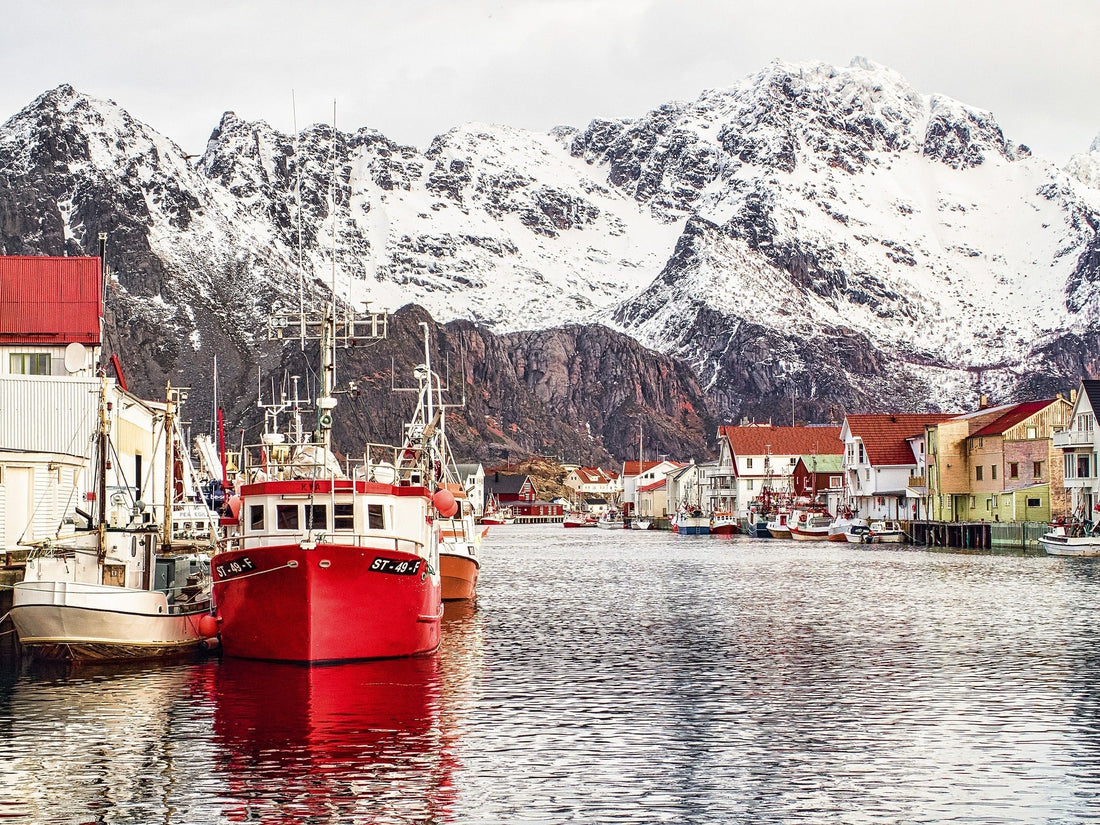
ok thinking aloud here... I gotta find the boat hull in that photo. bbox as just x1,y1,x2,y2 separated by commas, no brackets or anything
440,551,479,601
788,527,830,541
1039,534,1100,556
10,581,210,662
212,542,441,663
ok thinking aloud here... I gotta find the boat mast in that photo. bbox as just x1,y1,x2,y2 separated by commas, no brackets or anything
96,374,109,559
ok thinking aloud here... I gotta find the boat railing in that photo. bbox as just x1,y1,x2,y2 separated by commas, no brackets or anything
227,529,427,557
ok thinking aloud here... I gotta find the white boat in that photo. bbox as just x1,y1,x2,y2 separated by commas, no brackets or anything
844,522,872,543
765,510,791,539
828,511,863,542
631,517,652,531
597,509,625,529
710,511,739,535
866,520,906,543
10,379,219,661
1039,524,1100,556
675,507,710,535
788,508,833,541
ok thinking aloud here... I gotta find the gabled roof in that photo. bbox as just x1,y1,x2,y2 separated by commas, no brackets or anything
845,414,955,465
639,478,667,493
796,454,843,473
622,460,665,477
572,466,615,484
485,473,530,495
1082,380,1100,416
719,425,843,457
970,399,1057,438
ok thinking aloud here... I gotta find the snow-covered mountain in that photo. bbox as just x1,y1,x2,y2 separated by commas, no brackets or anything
1,58,1098,457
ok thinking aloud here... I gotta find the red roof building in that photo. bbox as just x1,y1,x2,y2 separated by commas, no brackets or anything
0,256,102,346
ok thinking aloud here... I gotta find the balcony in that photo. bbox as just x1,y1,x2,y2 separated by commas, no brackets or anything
1054,429,1096,448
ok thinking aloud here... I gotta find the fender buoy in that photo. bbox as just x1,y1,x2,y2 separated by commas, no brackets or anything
433,488,458,518
198,614,220,638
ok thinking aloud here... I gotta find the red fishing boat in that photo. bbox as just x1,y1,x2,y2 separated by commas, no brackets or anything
210,307,445,663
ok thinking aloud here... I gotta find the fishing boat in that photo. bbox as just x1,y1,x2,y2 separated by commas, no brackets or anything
410,327,480,602
480,493,514,525
563,511,594,528
765,509,791,539
788,508,833,541
631,516,653,530
209,305,444,663
675,507,711,536
828,508,861,542
1039,521,1100,556
709,511,739,535
9,380,220,661
597,508,625,529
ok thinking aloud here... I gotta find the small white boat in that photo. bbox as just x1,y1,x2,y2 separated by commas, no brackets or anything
631,517,652,530
765,510,791,539
1039,524,1100,556
844,523,872,543
788,509,833,541
597,509,625,529
866,520,906,543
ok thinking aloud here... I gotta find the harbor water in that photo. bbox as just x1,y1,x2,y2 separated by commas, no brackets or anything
4,525,1100,823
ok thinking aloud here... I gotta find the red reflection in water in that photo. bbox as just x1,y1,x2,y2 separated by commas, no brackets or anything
208,655,455,824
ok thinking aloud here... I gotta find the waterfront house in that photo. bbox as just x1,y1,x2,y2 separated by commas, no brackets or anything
667,461,706,515
621,459,679,516
454,462,485,517
1054,381,1100,519
0,255,177,552
792,454,844,512
484,471,563,520
962,397,1072,523
636,477,669,518
564,466,620,503
715,424,843,518
842,414,955,521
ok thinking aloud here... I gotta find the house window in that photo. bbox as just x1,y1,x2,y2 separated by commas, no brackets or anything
969,495,975,509
1027,497,1041,508
1078,454,1091,479
746,479,754,491
1066,455,1076,479
1009,462,1019,479
975,437,983,448
790,457,797,465
976,466,983,481
991,465,997,481
1026,426,1038,439
986,498,992,512
829,476,841,489
9,353,51,375
746,457,753,469
1033,461,1042,479
992,495,999,508
858,443,865,463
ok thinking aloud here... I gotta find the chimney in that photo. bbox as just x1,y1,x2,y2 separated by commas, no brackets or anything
979,395,989,410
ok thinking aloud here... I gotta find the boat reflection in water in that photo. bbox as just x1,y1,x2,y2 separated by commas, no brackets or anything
211,654,454,824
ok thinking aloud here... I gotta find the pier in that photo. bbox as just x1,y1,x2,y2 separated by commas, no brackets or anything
909,520,1049,551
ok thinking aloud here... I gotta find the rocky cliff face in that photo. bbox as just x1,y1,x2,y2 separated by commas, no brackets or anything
1,61,1098,463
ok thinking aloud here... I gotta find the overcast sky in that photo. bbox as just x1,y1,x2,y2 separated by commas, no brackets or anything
1,0,1096,165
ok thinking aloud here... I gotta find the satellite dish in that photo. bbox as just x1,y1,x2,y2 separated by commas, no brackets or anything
63,342,86,373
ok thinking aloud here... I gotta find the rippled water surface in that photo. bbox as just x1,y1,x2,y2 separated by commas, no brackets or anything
5,526,1100,823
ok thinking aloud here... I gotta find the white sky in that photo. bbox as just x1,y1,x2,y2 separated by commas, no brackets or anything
1,0,1096,165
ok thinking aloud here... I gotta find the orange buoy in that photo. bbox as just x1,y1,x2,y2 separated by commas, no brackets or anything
433,488,458,517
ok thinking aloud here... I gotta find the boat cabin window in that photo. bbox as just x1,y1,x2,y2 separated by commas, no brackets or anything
367,503,384,530
276,504,300,530
306,504,327,530
249,505,264,531
334,503,354,531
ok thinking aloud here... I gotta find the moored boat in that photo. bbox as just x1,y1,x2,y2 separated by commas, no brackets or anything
710,511,740,535
210,307,443,663
480,493,514,525
866,520,906,543
788,509,833,541
765,510,791,539
675,507,710,536
10,380,219,661
597,509,625,529
631,517,653,530
1039,523,1100,556
563,511,595,528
